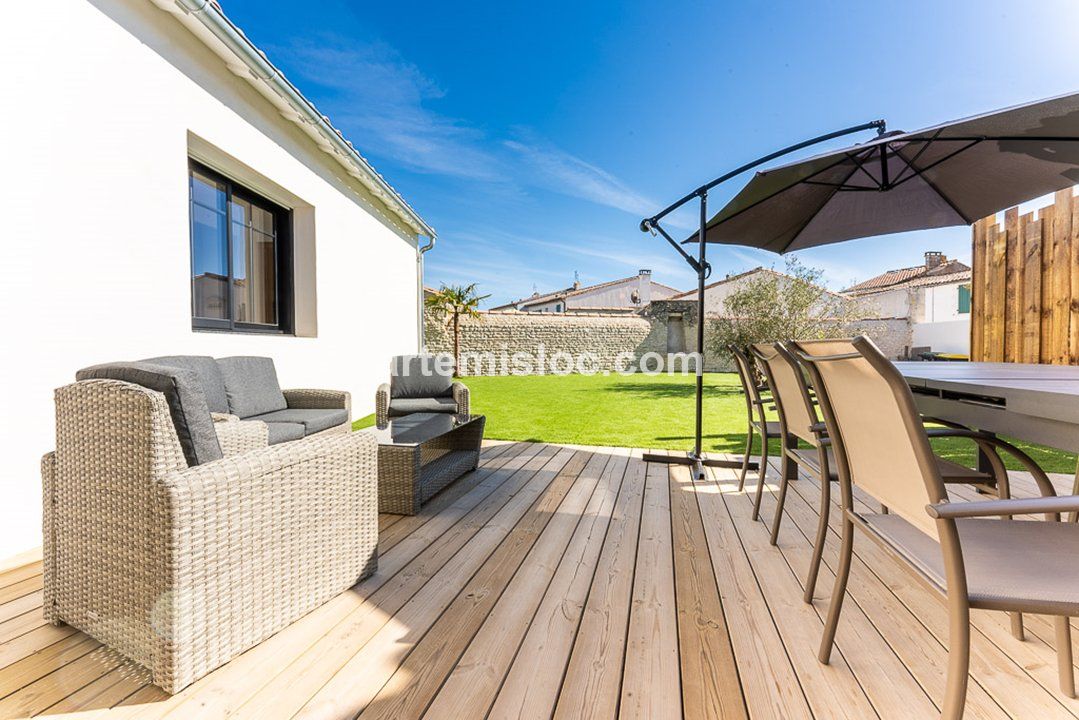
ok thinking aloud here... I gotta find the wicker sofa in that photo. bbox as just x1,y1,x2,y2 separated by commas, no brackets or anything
42,358,377,693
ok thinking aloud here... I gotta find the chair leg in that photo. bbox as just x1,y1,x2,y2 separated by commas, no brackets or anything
942,597,971,720
804,475,831,604
818,516,854,664
751,433,770,521
770,451,797,546
738,424,754,491
1010,613,1025,641
1055,616,1075,698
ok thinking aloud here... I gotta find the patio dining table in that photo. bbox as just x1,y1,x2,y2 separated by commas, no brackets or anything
894,361,1079,489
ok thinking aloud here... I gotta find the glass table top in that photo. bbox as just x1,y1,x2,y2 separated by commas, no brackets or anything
366,413,481,447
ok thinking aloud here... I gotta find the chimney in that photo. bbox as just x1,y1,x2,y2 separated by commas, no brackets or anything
924,251,946,269
637,269,652,306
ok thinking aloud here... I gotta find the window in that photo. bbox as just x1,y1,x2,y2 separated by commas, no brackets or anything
189,161,293,333
957,284,971,314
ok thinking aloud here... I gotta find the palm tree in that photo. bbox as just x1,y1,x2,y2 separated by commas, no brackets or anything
425,283,490,375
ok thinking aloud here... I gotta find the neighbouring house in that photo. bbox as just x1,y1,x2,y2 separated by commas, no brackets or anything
842,251,972,357
0,0,434,560
493,269,680,314
648,266,842,354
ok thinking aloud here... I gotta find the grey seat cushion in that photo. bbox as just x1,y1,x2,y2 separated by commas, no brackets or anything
264,421,305,445
76,362,223,466
142,355,229,414
388,396,459,417
248,408,349,436
866,513,1079,615
216,356,288,418
390,354,454,399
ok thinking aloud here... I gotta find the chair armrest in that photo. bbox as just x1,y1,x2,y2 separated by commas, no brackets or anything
922,416,970,431
923,427,1056,498
215,419,269,457
376,383,391,426
211,412,239,423
927,495,1079,520
168,430,376,490
283,388,351,416
452,381,470,416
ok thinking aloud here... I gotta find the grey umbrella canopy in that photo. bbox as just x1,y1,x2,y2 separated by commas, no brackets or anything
700,92,1079,253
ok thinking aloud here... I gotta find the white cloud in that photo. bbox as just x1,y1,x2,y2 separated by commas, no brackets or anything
503,139,657,217
278,36,664,221
280,39,504,181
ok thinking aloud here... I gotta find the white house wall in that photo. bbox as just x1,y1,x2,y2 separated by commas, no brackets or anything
922,284,964,323
853,287,911,320
0,0,423,559
572,279,674,309
913,319,971,354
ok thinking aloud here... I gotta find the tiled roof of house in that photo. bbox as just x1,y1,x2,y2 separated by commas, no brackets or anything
902,269,972,288
843,259,970,294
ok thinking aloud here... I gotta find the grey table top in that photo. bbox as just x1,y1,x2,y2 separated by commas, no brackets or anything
893,362,1079,444
895,361,1079,385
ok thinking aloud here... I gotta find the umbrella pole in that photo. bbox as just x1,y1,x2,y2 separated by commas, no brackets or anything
639,119,887,478
643,190,752,478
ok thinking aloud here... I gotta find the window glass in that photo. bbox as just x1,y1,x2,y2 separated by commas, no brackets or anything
189,162,289,331
189,175,229,320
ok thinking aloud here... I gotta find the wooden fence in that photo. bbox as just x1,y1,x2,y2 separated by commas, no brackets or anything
971,189,1079,364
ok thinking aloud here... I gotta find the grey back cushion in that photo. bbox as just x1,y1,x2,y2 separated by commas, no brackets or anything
216,356,288,418
390,354,454,399
76,362,223,467
142,355,229,414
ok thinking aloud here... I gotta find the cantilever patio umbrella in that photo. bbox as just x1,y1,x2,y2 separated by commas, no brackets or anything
641,91,1079,476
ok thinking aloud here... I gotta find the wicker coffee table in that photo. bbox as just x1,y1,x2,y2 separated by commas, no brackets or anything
370,413,486,515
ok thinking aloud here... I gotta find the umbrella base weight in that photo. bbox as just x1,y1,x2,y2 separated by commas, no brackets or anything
642,451,758,479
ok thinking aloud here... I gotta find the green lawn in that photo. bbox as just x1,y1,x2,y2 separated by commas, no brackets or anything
354,372,1077,474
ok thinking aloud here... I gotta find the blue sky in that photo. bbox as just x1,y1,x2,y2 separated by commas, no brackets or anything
222,0,1078,305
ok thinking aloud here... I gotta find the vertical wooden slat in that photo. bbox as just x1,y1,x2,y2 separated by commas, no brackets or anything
1004,208,1022,362
987,222,1008,362
1048,198,1070,364
1040,205,1053,363
1071,191,1079,363
1021,215,1042,364
970,218,987,361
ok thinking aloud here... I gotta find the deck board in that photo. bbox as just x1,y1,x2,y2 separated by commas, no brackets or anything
0,441,1075,719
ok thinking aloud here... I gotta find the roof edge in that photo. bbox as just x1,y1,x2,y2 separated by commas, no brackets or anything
150,0,435,239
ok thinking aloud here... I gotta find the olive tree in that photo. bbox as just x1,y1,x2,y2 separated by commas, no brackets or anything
709,258,870,359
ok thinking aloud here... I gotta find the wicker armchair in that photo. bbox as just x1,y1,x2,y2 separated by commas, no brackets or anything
43,378,378,694
375,354,470,425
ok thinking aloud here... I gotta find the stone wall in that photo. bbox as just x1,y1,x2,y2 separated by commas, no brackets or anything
858,317,913,359
425,311,655,375
424,308,912,377
426,306,733,376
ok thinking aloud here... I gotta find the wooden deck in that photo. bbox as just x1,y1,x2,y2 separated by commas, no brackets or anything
2,440,1079,719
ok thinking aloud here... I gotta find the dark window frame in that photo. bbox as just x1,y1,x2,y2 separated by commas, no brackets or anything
188,160,294,334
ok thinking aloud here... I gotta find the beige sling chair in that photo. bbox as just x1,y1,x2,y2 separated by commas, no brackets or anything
752,341,1038,607
729,345,781,495
795,336,1079,719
